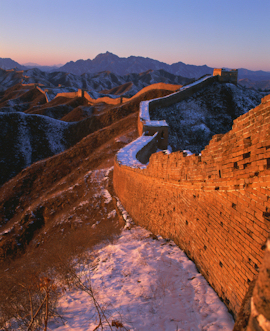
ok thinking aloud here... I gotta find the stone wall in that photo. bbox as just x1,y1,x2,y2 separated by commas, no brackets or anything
114,94,270,317
117,133,158,169
136,133,158,165
36,86,49,103
213,68,238,84
55,90,80,99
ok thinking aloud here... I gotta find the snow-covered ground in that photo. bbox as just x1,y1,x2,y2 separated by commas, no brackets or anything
49,203,234,331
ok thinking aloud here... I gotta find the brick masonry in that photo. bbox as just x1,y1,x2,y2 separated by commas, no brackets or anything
114,94,270,317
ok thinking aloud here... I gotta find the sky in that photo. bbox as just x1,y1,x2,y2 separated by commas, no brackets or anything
1,0,270,71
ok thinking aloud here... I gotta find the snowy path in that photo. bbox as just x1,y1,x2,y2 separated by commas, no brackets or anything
49,227,234,331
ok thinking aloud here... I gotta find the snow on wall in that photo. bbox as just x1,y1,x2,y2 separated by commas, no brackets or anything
116,133,158,168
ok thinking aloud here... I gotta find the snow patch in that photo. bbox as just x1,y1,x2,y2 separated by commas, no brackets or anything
101,189,112,204
49,226,234,331
16,113,32,167
108,210,117,219
116,197,133,230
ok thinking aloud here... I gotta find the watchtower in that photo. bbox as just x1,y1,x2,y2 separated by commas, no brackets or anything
213,68,238,84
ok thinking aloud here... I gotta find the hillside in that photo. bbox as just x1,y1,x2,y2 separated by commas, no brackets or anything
0,83,184,330
0,82,177,188
151,82,266,153
238,78,270,91
0,83,178,260
0,58,25,71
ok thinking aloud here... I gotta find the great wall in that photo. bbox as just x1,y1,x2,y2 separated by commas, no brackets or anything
28,82,181,104
113,69,270,330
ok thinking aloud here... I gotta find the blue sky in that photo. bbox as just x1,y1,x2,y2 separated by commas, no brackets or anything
1,0,270,71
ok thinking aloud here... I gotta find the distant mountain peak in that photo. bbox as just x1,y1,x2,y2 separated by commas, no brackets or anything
57,53,214,78
23,62,41,66
0,57,25,70
94,51,119,60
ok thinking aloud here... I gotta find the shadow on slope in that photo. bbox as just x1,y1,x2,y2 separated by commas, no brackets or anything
0,164,127,330
0,85,46,112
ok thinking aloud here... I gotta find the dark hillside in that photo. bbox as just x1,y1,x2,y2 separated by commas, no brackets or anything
0,112,137,262
151,82,266,153
0,86,174,187
0,85,176,262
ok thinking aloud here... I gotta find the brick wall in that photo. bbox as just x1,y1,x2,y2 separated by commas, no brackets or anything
113,94,270,317
55,91,80,99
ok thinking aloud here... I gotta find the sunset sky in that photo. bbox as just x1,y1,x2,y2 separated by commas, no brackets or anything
1,0,270,71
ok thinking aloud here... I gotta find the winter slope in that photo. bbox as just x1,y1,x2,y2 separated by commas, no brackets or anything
151,82,266,154
49,169,234,331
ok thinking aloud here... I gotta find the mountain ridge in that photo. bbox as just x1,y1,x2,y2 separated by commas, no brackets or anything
59,51,212,78
2,52,270,83
0,67,192,97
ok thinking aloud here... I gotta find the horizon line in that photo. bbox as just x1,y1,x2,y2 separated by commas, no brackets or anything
2,52,270,73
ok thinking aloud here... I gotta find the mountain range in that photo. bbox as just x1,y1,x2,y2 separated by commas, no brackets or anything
1,52,270,87
0,67,192,97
